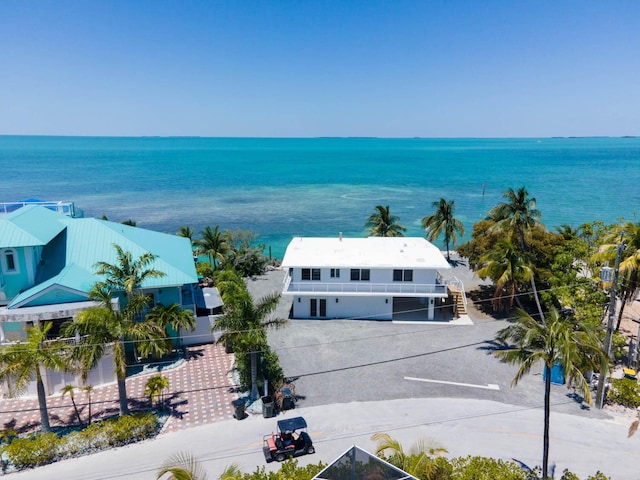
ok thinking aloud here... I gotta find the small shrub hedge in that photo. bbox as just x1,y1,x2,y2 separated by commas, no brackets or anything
3,412,159,471
230,456,610,480
607,377,640,408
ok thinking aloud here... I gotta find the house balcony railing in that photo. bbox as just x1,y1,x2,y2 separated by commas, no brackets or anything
0,201,83,218
283,277,448,296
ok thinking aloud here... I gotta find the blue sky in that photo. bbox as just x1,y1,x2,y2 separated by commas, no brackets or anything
1,1,638,137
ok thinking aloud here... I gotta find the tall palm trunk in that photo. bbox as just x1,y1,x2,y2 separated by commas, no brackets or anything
519,228,527,253
115,339,130,415
117,376,130,415
543,364,551,480
35,367,51,433
250,350,259,401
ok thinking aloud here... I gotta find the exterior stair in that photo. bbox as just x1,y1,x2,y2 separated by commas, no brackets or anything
447,282,467,317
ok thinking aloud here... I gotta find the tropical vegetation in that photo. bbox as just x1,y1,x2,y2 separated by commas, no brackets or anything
422,198,465,261
0,322,72,433
63,244,194,416
365,205,407,237
494,308,607,480
212,269,287,400
3,412,159,471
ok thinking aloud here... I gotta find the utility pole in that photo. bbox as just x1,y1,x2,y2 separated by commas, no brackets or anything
596,240,625,409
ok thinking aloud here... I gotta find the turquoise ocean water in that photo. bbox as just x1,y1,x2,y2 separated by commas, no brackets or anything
1,136,639,259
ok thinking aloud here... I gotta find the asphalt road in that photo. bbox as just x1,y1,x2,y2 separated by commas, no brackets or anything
11,266,638,479
253,268,606,420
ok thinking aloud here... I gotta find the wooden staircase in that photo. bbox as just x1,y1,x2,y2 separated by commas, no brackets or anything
447,283,467,317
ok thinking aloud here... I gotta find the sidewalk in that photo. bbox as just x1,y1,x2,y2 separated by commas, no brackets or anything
8,397,639,480
0,343,238,435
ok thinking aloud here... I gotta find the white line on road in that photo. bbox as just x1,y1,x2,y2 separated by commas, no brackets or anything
404,376,500,391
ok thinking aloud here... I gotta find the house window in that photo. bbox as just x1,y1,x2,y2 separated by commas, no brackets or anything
2,250,18,274
310,298,327,317
350,269,370,281
302,268,320,280
6,253,15,271
393,269,413,282
330,268,340,278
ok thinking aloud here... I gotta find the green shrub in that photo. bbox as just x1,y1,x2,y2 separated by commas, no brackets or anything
607,377,640,408
100,412,158,446
3,412,159,471
449,456,532,480
4,432,61,469
196,261,216,279
611,331,628,361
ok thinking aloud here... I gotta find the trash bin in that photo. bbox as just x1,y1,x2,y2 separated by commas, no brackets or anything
232,399,245,420
262,395,274,418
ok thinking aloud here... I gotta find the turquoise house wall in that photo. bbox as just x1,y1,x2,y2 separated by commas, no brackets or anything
155,287,180,306
1,247,35,302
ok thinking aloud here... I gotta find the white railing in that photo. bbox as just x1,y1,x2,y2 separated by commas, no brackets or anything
0,201,83,217
449,277,468,310
285,281,448,295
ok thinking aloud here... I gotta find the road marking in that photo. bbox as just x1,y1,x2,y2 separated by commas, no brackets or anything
404,376,500,391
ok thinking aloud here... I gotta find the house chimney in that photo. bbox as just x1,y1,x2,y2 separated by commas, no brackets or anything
339,232,343,241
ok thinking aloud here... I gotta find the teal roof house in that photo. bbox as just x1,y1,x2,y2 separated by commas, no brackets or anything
0,205,211,395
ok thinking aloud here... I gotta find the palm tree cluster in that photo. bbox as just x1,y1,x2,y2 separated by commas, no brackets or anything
178,225,272,277
364,201,465,261
212,269,287,400
454,185,640,479
0,244,197,431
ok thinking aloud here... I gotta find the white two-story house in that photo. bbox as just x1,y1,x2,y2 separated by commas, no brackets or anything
281,236,467,321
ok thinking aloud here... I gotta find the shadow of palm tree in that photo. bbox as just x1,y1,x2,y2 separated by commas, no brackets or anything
477,339,508,357
187,348,205,360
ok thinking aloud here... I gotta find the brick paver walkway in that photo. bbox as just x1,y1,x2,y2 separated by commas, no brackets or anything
0,344,239,435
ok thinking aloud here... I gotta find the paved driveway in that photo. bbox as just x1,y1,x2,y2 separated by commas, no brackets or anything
250,269,606,420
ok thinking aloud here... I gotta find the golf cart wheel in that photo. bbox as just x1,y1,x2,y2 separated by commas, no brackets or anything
306,446,315,454
275,453,286,462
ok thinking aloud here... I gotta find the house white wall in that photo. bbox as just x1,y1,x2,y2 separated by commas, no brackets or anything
291,295,393,320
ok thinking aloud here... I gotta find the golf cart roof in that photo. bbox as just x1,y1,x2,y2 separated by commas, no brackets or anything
277,416,307,433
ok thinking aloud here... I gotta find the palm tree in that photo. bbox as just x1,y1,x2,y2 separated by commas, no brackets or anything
489,187,542,252
61,384,83,426
593,222,640,331
146,303,196,348
365,205,406,237
421,198,465,261
66,245,171,415
83,385,94,424
0,322,70,432
94,243,165,295
197,226,229,269
371,432,447,478
176,226,195,242
64,287,171,415
157,451,209,480
145,374,170,408
478,238,544,319
213,289,287,401
494,308,607,480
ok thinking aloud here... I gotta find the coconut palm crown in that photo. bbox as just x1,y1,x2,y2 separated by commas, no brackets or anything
489,186,542,252
365,205,406,237
422,198,465,261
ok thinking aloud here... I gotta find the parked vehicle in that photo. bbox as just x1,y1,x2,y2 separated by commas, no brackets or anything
263,416,314,462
